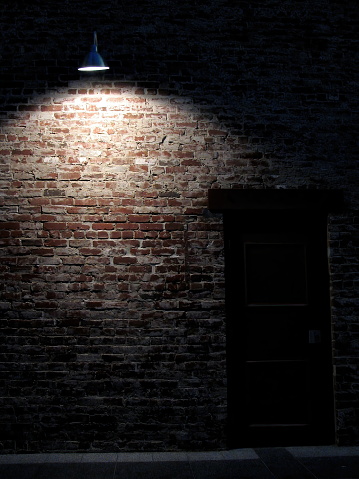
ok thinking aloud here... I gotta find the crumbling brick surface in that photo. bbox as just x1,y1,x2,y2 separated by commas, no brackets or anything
0,0,358,452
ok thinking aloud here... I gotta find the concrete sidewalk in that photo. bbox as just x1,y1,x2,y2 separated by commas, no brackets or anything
0,445,358,478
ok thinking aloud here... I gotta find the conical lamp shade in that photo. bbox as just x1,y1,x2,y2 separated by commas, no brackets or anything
78,32,109,71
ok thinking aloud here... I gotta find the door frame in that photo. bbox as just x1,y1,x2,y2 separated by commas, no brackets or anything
208,189,344,448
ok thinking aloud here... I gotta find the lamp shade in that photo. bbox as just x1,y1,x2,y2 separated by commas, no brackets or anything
78,32,109,71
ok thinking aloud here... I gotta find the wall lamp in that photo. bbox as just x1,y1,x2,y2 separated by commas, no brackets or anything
78,31,110,72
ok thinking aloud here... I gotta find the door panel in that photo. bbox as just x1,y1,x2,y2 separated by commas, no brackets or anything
225,211,334,448
245,360,310,425
245,242,308,305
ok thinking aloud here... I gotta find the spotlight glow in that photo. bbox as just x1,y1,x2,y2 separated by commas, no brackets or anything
78,66,110,71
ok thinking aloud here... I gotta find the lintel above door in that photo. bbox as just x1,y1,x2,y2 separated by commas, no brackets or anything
208,189,344,213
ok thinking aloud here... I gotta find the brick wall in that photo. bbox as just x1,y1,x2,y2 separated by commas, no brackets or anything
0,0,358,451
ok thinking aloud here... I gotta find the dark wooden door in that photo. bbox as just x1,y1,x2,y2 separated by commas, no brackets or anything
225,211,334,448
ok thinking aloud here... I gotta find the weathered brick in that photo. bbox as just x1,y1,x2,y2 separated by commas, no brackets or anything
140,223,164,231
0,0,358,455
43,222,67,230
0,222,20,230
92,223,114,230
113,256,137,264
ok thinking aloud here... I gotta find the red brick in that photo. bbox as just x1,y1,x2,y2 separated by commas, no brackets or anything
59,172,82,180
115,223,139,230
109,232,122,239
140,223,164,231
113,256,137,264
165,222,185,231
128,215,151,223
0,222,20,230
41,105,62,111
92,223,114,230
68,223,90,230
44,239,67,247
79,248,102,256
31,248,54,256
11,149,33,156
44,222,67,230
